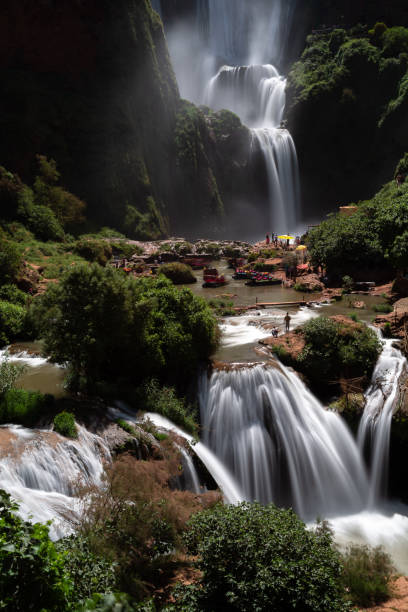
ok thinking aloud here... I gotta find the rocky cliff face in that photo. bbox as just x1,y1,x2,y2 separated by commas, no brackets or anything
0,0,254,238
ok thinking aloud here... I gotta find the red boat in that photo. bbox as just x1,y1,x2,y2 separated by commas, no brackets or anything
202,268,228,288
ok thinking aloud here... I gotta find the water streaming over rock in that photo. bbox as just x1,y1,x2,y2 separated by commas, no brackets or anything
166,0,300,232
0,424,110,538
358,334,407,506
199,363,369,519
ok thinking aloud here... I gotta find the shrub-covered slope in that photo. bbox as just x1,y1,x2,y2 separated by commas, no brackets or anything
287,24,408,220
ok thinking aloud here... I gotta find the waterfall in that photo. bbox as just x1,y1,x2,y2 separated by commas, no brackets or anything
0,424,110,538
143,412,244,504
199,364,369,520
177,445,202,494
165,0,300,233
358,335,407,506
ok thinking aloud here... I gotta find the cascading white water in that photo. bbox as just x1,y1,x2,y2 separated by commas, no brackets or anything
199,363,369,519
0,424,110,538
143,412,243,505
165,0,300,233
176,445,202,494
358,334,407,506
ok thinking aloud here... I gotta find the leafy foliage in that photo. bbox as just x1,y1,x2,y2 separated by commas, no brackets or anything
175,503,350,611
137,379,198,434
0,389,50,426
307,166,408,278
286,316,381,393
0,489,73,611
0,354,26,395
341,545,395,607
34,265,218,391
0,284,28,306
0,300,27,346
159,262,196,285
53,411,77,438
55,535,117,604
74,239,113,266
0,238,22,286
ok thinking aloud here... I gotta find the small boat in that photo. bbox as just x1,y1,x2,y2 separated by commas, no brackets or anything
182,257,208,270
245,272,281,287
233,268,252,280
202,268,228,288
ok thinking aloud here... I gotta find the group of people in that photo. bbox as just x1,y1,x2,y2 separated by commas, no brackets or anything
265,234,301,249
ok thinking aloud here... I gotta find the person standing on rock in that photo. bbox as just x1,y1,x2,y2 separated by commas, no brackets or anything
284,312,291,332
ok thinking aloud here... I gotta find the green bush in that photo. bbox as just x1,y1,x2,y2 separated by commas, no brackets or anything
53,411,77,438
0,301,27,346
139,380,197,434
383,321,392,337
0,489,73,611
34,265,218,391
0,284,28,306
342,275,354,293
0,239,22,285
295,316,382,392
382,26,408,58
74,239,113,266
55,535,116,604
175,503,350,611
341,545,394,607
0,389,49,426
0,355,26,394
159,262,197,285
373,303,393,313
174,242,193,255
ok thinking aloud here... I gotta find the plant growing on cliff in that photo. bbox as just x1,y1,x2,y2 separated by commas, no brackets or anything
341,544,395,607
53,411,77,438
173,503,351,611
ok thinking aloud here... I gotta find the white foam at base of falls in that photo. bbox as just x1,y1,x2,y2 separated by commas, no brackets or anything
0,424,110,538
328,506,408,574
143,412,243,505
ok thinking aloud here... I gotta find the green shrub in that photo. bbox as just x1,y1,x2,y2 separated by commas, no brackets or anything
35,265,218,391
0,355,26,394
53,411,77,438
55,535,116,604
174,242,193,255
0,239,22,285
207,298,235,316
159,262,196,285
116,418,136,435
0,489,73,610
112,241,144,259
139,380,197,434
0,284,28,306
175,503,350,611
0,389,49,426
373,303,393,313
295,316,381,392
382,26,408,57
0,301,27,346
341,545,394,607
79,592,137,611
74,239,113,266
342,275,354,293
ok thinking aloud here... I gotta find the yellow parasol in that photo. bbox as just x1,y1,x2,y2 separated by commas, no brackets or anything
278,235,294,240
296,245,307,250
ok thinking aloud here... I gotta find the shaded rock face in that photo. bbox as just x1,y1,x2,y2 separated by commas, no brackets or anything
0,0,257,238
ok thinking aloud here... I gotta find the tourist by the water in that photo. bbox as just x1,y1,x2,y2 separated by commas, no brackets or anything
284,312,291,332
266,234,270,245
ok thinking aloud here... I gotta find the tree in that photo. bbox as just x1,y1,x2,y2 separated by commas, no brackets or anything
0,490,73,611
0,238,22,286
33,155,86,228
35,264,218,390
175,502,350,611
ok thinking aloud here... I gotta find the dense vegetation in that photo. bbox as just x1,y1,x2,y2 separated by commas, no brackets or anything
287,23,408,216
306,157,408,280
159,262,197,285
273,316,382,394
175,503,350,611
34,264,218,392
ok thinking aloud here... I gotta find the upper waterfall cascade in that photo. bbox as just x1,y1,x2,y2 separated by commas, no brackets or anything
165,0,300,232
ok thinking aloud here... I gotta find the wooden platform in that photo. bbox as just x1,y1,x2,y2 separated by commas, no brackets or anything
234,300,308,311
